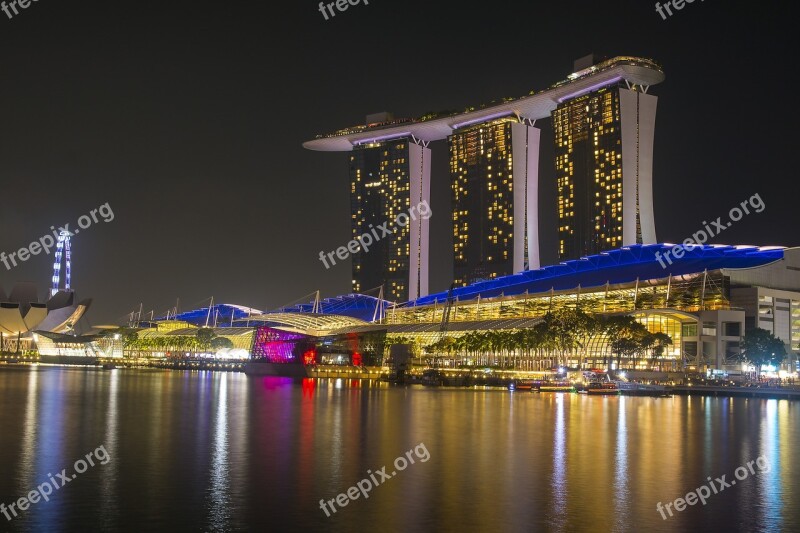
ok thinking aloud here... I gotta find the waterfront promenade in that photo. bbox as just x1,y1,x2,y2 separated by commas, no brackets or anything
3,358,799,399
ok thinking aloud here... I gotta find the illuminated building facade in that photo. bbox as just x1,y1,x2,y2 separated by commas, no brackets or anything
553,65,658,261
449,118,540,286
385,245,800,371
305,56,665,293
251,327,313,364
349,138,430,302
104,246,800,373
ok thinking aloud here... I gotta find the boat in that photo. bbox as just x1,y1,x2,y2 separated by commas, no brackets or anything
585,380,620,395
102,363,117,370
421,369,444,386
617,381,673,397
539,381,575,393
510,379,534,391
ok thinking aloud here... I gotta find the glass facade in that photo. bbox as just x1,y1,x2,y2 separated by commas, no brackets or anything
387,271,730,326
553,86,630,260
251,327,311,364
350,140,412,302
631,312,683,359
380,311,685,371
378,270,737,369
449,118,517,286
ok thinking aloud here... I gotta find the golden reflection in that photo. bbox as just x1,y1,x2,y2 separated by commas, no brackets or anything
19,370,39,488
100,369,119,520
208,374,230,529
613,397,629,531
551,393,567,524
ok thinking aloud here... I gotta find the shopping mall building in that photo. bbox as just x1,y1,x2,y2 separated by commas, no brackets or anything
114,244,800,374
371,244,800,372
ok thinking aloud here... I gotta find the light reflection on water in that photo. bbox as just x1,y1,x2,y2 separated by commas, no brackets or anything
208,373,230,529
0,368,797,532
613,398,628,532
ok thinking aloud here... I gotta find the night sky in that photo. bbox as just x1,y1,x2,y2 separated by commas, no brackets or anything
0,0,796,325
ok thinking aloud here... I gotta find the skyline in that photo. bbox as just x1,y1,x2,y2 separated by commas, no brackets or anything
2,3,799,532
0,1,796,324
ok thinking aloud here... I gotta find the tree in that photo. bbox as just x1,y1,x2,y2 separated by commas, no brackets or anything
649,332,673,370
602,315,651,371
740,328,787,375
120,329,139,348
210,337,234,351
196,328,216,351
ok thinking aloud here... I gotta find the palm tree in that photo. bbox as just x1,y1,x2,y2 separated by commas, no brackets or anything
512,330,528,370
542,309,582,368
531,322,554,370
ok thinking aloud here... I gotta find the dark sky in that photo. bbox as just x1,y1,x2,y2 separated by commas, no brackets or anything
0,0,796,325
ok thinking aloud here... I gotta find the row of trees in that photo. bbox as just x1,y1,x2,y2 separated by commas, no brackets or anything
121,327,233,358
418,310,793,373
421,309,673,371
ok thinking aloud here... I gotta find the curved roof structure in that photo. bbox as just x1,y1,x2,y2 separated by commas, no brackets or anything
0,303,48,335
34,299,92,333
238,313,368,336
304,56,665,151
1,285,89,335
274,294,389,322
149,296,385,335
137,327,256,338
412,244,786,306
163,304,264,327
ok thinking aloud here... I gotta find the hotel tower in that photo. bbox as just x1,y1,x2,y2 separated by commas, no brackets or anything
552,55,659,260
449,118,540,286
347,113,431,302
305,56,664,300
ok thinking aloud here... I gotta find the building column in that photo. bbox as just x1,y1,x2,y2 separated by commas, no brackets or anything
512,123,541,271
619,88,658,246
408,142,431,300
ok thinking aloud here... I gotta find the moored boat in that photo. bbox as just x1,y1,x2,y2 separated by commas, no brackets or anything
421,369,444,386
585,380,620,395
539,381,575,393
510,379,534,391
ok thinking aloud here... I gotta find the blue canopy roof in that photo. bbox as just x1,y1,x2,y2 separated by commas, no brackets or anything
161,304,262,327
273,294,389,323
412,244,784,306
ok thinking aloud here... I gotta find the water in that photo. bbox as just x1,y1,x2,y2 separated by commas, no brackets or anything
0,367,797,532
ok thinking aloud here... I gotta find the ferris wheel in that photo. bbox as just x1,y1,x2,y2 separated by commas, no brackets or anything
50,230,72,297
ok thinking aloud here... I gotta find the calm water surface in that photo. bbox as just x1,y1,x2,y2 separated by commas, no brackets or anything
0,367,797,532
